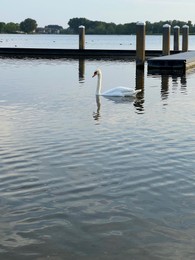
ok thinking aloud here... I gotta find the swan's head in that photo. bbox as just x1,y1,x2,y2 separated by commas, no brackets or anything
92,69,101,78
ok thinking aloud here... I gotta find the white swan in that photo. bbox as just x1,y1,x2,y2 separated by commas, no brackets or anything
92,69,142,97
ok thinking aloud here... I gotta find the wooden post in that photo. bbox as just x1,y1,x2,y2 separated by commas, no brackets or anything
173,26,180,51
162,24,171,56
136,22,145,68
79,25,85,50
182,25,189,52
136,67,144,93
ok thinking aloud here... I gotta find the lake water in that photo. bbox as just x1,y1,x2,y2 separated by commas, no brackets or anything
0,35,195,260
0,33,195,50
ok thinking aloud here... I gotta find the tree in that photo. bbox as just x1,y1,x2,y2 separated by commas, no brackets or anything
68,18,90,33
45,25,63,30
45,25,63,34
5,22,20,33
20,18,37,33
106,23,116,34
0,22,6,33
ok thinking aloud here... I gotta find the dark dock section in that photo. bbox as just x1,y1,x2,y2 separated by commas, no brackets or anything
1,47,195,73
0,47,173,59
148,51,195,71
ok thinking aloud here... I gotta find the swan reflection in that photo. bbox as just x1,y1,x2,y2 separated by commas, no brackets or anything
105,95,145,113
93,95,144,121
93,95,101,121
104,95,135,103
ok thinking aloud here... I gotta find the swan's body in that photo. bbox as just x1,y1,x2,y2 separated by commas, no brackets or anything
92,69,141,97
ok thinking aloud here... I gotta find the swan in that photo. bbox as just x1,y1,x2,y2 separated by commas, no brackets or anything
92,69,142,97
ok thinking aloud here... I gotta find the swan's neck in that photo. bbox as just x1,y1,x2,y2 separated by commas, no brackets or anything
96,73,102,95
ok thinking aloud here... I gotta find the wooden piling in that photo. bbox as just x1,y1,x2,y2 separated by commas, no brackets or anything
162,24,171,56
136,22,145,68
79,25,85,50
173,26,180,51
136,67,144,92
182,25,189,52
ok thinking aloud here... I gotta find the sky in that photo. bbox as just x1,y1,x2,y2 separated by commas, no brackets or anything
1,0,195,28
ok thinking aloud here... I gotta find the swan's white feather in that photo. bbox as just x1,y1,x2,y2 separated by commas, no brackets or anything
102,86,141,97
93,69,141,97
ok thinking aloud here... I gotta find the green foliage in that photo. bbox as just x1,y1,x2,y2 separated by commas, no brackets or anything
0,22,20,33
4,22,20,33
0,22,6,33
1,17,195,35
45,25,63,30
67,17,195,35
67,18,135,34
44,25,63,34
20,18,37,33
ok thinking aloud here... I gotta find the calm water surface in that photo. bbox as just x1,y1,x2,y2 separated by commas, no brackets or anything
0,37,195,259
0,33,195,50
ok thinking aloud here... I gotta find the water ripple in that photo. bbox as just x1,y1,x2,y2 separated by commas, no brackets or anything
0,56,195,259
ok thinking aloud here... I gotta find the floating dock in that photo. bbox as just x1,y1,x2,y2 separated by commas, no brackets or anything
148,51,195,71
1,47,195,73
0,47,177,59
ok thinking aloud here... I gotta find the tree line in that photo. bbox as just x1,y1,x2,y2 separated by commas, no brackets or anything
0,17,195,35
67,18,195,35
0,18,37,33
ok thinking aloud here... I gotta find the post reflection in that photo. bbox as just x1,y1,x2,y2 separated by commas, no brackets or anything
161,74,169,100
161,73,188,99
148,68,187,100
134,67,145,113
79,58,85,83
172,74,187,94
180,74,187,94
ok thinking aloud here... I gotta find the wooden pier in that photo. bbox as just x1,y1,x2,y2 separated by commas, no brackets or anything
0,47,168,59
148,51,195,71
0,23,193,71
1,47,195,73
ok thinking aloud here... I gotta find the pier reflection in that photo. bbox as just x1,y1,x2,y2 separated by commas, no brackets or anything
160,73,187,99
161,73,187,99
79,58,85,82
77,58,190,119
161,74,169,100
134,67,145,113
148,68,187,100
